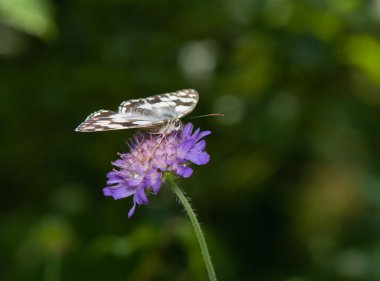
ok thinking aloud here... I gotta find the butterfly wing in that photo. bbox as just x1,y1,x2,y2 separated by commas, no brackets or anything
75,108,168,132
119,89,199,119
75,89,198,132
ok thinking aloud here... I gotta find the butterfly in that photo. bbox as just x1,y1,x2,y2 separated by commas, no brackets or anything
75,89,199,134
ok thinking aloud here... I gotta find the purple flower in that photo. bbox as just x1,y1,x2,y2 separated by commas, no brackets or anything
103,123,211,218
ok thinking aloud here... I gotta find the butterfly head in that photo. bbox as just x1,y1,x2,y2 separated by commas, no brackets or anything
161,119,183,134
172,119,183,131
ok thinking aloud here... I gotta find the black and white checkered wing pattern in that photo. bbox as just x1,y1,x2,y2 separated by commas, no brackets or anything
75,110,138,132
75,89,199,132
118,89,198,118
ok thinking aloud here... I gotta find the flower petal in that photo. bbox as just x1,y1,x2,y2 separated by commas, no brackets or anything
128,203,137,218
195,130,211,141
177,139,195,158
103,186,135,199
112,159,124,167
149,172,162,194
186,151,210,165
176,166,193,178
191,139,206,151
134,187,148,205
127,177,143,186
106,171,124,184
180,123,193,139
192,128,200,138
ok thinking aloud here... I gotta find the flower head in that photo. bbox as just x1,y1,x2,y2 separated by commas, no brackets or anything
103,123,211,218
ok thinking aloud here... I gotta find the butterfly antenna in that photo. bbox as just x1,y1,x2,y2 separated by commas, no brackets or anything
190,113,224,119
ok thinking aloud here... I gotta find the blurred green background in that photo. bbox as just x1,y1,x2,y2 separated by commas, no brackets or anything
1,0,380,280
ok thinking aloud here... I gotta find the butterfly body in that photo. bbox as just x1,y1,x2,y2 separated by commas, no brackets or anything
75,89,198,133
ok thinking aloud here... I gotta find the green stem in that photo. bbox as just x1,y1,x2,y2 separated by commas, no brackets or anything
166,174,217,281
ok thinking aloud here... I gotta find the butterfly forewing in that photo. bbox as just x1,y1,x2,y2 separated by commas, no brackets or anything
75,89,199,132
118,89,198,118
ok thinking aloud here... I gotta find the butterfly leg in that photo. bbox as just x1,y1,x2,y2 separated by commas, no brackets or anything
149,123,177,160
149,133,167,159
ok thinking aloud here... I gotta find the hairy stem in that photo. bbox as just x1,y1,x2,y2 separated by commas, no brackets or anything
166,174,217,281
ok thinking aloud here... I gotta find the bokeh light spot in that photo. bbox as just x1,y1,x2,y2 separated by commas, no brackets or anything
178,40,218,83
213,95,245,125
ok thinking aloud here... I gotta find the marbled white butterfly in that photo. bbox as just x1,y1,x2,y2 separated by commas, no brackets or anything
75,89,199,134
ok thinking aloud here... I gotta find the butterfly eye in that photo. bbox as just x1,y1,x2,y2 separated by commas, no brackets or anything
175,120,181,128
